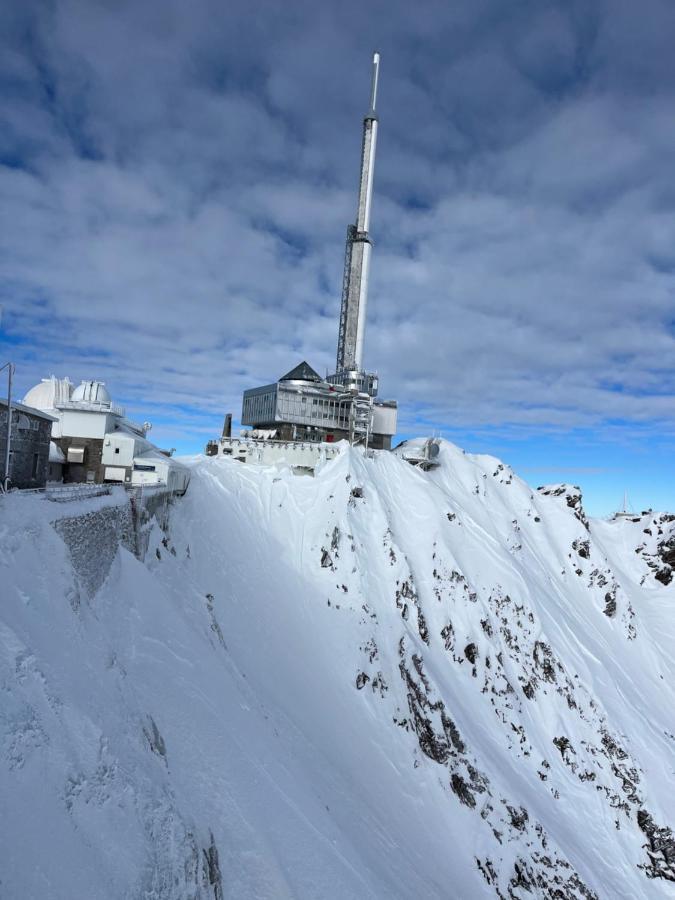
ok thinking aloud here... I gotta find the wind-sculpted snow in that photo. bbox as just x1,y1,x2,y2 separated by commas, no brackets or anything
1,441,674,899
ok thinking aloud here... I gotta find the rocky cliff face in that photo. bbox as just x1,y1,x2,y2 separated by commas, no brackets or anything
1,442,673,898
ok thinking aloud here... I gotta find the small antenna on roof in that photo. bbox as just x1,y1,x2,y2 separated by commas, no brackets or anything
614,490,634,519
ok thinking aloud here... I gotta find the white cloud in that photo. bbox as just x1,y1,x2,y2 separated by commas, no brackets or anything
1,0,674,453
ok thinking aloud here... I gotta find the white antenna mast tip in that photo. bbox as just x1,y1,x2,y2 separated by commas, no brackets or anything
369,52,381,112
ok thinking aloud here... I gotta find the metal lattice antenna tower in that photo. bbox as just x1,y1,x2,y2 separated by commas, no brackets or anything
335,52,380,373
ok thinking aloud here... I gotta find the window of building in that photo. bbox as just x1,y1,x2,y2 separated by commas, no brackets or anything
32,453,39,478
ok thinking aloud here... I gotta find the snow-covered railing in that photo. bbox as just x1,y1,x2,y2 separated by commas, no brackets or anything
125,483,171,499
56,399,126,416
3,482,177,502
227,436,342,451
45,483,113,503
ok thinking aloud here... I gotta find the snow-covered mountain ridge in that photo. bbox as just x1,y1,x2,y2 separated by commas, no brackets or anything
1,440,674,899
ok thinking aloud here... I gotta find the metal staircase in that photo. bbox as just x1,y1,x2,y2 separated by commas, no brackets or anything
349,394,373,446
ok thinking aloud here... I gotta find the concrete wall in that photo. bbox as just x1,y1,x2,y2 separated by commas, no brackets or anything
59,408,115,439
102,431,137,467
218,437,341,469
0,407,51,488
372,401,397,438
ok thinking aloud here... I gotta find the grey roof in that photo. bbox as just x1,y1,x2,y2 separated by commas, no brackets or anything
0,398,58,421
279,361,323,383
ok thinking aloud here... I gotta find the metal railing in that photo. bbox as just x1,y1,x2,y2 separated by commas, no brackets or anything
1,483,113,501
56,399,126,416
46,483,113,502
1,480,177,504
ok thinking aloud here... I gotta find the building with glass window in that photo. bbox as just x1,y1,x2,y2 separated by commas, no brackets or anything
232,54,399,452
240,361,396,449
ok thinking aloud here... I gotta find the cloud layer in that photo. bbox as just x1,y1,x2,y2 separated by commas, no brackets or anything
1,0,674,457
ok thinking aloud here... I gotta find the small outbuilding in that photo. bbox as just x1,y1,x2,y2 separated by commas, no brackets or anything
0,399,56,489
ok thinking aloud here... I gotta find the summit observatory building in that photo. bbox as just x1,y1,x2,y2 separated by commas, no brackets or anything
239,53,398,450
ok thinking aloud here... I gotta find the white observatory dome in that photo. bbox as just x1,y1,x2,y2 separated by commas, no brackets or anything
71,380,112,405
23,375,73,411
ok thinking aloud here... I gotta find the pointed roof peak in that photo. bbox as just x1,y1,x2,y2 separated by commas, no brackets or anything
280,361,323,383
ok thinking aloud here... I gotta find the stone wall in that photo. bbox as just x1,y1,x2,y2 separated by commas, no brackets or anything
52,488,175,598
53,503,135,598
55,436,106,484
0,406,51,488
129,489,172,560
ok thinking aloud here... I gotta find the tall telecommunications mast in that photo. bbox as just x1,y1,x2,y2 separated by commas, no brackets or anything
334,52,381,378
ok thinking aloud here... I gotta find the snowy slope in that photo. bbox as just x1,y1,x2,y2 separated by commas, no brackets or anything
1,441,674,899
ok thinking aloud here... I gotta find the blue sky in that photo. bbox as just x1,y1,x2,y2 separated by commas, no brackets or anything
1,0,674,516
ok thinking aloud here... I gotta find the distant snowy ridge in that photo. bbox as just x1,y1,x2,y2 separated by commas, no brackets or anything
1,440,674,899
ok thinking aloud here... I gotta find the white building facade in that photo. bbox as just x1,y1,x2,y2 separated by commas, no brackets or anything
23,376,189,493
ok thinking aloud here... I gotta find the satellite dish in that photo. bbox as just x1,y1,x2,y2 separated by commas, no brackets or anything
427,439,440,459
143,422,152,434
